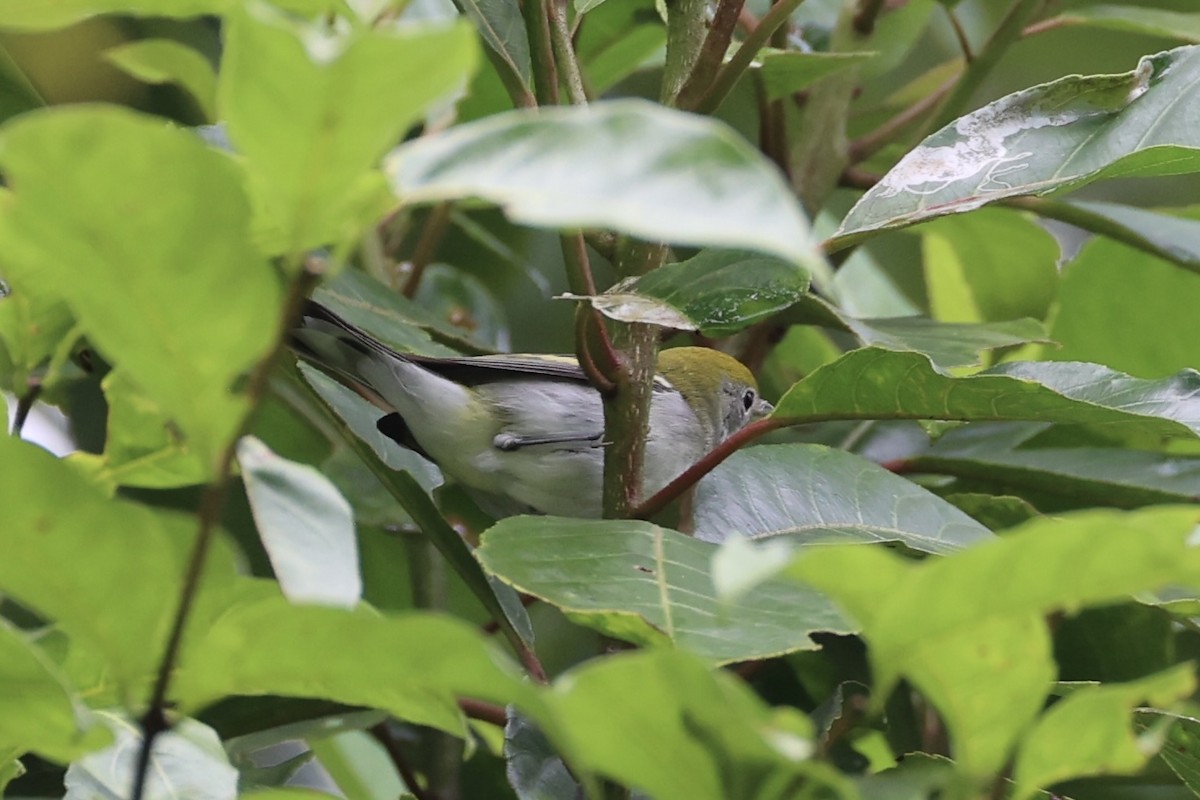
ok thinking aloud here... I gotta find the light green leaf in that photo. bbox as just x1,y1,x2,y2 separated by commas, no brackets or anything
0,0,228,30
694,444,992,554
0,106,279,465
64,712,237,800
835,45,1200,241
105,39,217,120
0,267,74,393
476,516,853,663
1151,710,1200,794
176,595,534,739
68,369,210,489
1067,5,1200,42
238,436,361,609
221,4,478,257
548,650,853,800
1012,665,1196,799
1050,236,1200,378
787,506,1200,778
574,0,664,93
0,436,238,689
571,249,810,336
920,207,1060,323
387,99,823,269
774,348,1200,441
0,623,109,761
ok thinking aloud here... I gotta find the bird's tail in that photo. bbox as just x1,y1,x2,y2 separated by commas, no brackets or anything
290,301,397,409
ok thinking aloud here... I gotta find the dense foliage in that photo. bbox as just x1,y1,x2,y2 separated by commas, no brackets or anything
2,0,1200,798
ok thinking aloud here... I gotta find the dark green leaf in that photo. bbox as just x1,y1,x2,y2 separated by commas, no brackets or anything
0,44,43,123
387,99,823,269
104,38,217,120
1149,710,1200,795
1066,6,1200,42
774,348,1200,441
238,436,361,608
694,444,992,554
476,516,853,663
453,0,532,97
753,51,874,101
574,249,810,336
505,710,579,800
835,46,1200,241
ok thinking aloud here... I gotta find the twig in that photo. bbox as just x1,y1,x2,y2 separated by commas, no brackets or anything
458,697,508,726
525,0,560,104
562,232,620,393
548,0,588,104
10,381,41,437
676,0,749,110
370,723,434,800
944,5,974,62
402,202,454,298
630,416,785,519
848,74,957,162
131,262,323,800
1022,14,1073,38
851,0,885,36
692,0,809,115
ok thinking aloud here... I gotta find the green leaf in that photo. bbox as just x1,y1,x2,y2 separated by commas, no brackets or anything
0,0,229,30
221,4,478,257
453,0,532,98
175,595,534,739
1049,236,1200,378
835,45,1200,242
693,444,992,554
105,38,217,120
0,436,237,689
574,0,664,93
774,348,1200,441
787,506,1200,777
571,249,810,336
1012,666,1196,799
476,516,853,663
0,43,43,123
1067,5,1200,42
238,436,361,609
0,623,109,761
0,266,74,393
387,99,823,269
548,650,854,800
786,295,1049,369
753,50,874,101
1053,201,1200,276
919,207,1060,323
68,369,210,489
64,712,237,800
0,106,279,464
1150,710,1200,795
505,710,580,800
912,422,1200,509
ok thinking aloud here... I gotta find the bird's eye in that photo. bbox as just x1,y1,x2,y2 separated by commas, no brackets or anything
742,389,755,411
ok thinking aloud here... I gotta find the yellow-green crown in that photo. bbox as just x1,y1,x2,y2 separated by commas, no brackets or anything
656,347,757,397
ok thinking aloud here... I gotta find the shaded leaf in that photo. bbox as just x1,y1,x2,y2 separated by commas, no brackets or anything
571,249,810,336
105,38,217,120
774,348,1200,441
1067,5,1200,43
0,43,43,123
835,45,1200,241
694,444,992,554
505,710,579,800
0,623,109,761
476,516,853,663
387,99,823,269
753,50,874,101
0,106,279,463
64,713,237,800
912,422,1200,508
1149,710,1200,795
1012,666,1195,799
453,0,532,99
0,0,228,31
1054,201,1200,276
221,5,478,256
0,266,74,393
238,436,361,608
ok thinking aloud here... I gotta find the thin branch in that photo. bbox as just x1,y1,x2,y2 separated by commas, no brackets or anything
402,202,454,298
548,0,588,104
458,697,508,727
131,262,323,800
676,0,749,111
848,74,957,162
525,0,560,105
10,381,41,437
944,5,974,62
850,0,885,37
630,416,785,520
370,723,434,800
692,0,808,115
562,232,620,393
1021,14,1073,38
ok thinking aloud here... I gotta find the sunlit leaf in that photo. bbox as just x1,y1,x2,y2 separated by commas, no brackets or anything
105,38,217,120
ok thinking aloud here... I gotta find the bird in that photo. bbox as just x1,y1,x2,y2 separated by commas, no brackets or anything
292,301,773,518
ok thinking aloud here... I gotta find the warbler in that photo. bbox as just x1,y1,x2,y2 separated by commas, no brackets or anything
293,302,773,518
